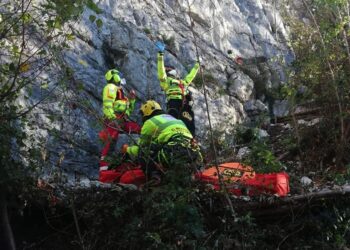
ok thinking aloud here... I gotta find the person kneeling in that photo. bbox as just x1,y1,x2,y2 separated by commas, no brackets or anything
122,100,202,186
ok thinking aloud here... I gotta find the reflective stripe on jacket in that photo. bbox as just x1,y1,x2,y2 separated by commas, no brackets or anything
102,83,135,119
157,52,200,100
127,114,193,157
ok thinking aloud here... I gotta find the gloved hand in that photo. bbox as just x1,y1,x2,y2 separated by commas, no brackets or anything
227,49,233,55
121,144,129,154
129,89,136,99
155,41,165,53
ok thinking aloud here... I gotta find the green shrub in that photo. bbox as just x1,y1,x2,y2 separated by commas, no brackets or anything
192,72,216,88
283,0,350,168
143,27,151,34
233,125,282,173
243,140,282,173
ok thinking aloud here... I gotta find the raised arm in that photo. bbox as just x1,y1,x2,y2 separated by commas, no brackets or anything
183,62,200,86
157,52,169,91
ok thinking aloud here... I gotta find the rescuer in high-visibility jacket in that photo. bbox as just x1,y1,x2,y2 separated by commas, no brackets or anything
155,41,200,136
99,69,141,177
121,100,202,184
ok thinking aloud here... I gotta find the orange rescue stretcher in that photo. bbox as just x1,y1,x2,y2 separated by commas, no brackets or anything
194,162,290,196
99,162,290,197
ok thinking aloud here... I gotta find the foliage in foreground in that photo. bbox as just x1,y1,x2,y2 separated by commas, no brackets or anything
0,1,103,249
13,177,350,250
283,0,350,169
11,152,350,249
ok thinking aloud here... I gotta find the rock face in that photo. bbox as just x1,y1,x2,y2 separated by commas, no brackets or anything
22,0,293,179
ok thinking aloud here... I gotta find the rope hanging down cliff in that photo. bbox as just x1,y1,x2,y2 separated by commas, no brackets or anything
183,0,235,217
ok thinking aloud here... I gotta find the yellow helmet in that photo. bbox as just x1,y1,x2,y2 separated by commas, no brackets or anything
105,69,121,83
140,100,162,117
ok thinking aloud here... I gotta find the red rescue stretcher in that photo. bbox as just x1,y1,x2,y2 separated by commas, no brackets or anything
195,162,290,196
99,162,290,197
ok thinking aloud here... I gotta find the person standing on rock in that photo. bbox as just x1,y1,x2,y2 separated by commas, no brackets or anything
155,41,200,137
99,69,140,180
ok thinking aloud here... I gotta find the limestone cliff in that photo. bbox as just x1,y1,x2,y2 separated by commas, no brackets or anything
19,0,293,180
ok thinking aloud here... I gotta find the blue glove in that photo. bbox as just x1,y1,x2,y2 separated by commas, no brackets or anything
155,41,165,53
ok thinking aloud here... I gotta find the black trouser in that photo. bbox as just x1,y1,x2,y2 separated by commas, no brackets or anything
167,99,182,119
180,104,195,137
167,99,196,137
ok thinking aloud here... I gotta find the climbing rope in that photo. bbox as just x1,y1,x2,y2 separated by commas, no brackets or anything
184,0,236,217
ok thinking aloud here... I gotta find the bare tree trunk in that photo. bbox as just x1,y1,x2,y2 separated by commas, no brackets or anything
0,189,16,250
338,6,350,68
301,0,346,161
234,185,350,219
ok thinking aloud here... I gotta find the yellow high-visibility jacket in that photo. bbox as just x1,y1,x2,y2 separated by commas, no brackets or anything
127,114,193,157
102,83,135,120
157,52,199,100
